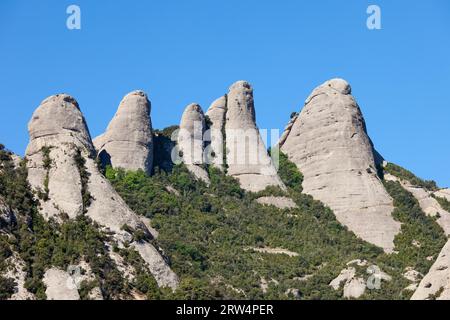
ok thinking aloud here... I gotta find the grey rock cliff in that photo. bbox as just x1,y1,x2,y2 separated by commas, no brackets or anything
25,94,178,293
280,79,401,252
94,90,153,174
177,103,210,183
205,96,227,170
205,81,285,192
225,81,285,192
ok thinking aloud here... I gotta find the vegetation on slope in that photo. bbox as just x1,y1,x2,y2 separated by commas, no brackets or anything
384,162,438,191
0,144,159,300
2,139,448,300
361,179,447,299
106,138,448,300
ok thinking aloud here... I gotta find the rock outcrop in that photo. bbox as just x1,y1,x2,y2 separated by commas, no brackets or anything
25,94,178,293
43,268,80,300
255,196,297,209
177,103,210,184
382,174,450,300
280,79,400,252
435,189,450,202
94,91,153,174
176,81,286,192
412,241,450,300
205,96,227,170
225,81,285,192
384,173,450,234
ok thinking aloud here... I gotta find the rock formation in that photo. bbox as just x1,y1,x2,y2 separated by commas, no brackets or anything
382,174,450,300
203,82,286,192
43,268,80,300
94,90,153,174
412,241,450,300
177,103,210,184
280,79,401,252
205,96,227,170
225,81,285,192
255,196,297,209
25,94,178,292
435,189,450,202
384,173,450,234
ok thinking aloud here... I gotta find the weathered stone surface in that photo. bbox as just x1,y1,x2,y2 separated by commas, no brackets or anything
205,96,227,170
435,189,450,202
94,91,153,174
4,253,35,300
43,268,80,300
278,113,298,147
343,277,366,299
225,81,285,192
132,242,179,290
255,196,297,209
26,94,93,220
281,79,400,252
384,173,450,235
177,103,210,184
330,267,356,290
412,240,450,300
330,261,390,299
25,94,179,290
403,267,423,283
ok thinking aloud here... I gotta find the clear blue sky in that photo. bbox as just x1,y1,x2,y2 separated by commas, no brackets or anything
1,0,449,186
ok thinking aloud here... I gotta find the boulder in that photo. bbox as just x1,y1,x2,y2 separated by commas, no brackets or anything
43,268,80,300
280,79,400,252
94,90,153,173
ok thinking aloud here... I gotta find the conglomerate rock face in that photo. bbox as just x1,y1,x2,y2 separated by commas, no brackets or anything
280,79,400,252
225,81,285,192
205,96,227,170
412,240,450,300
94,90,154,174
177,103,210,184
25,94,178,294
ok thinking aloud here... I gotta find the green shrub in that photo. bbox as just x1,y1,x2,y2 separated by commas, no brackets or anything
384,163,438,191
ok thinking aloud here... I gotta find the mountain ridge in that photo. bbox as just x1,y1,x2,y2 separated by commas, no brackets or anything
1,78,449,300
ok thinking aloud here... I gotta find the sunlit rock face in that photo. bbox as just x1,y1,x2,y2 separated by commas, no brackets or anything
177,103,210,184
25,94,179,291
281,79,400,252
223,81,285,192
94,90,154,174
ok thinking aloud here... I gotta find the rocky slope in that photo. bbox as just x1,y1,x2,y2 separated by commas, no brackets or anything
94,91,154,174
25,94,178,296
382,168,450,300
280,79,401,252
1,79,449,300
